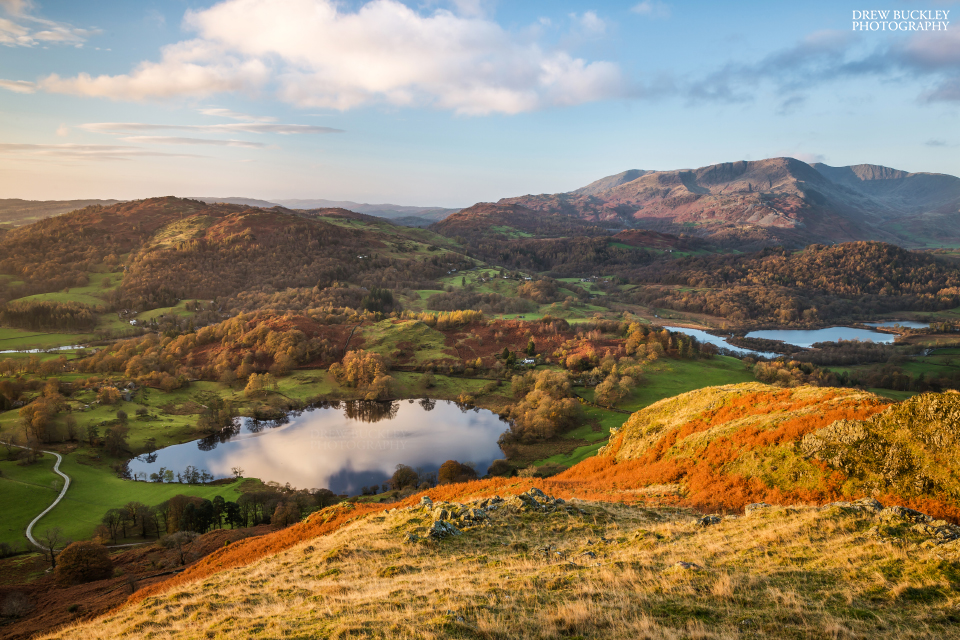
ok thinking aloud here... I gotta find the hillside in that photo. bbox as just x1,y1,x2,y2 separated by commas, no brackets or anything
499,158,960,248
430,201,613,240
570,383,960,520
31,387,960,640
33,490,960,640
623,241,960,325
192,197,460,225
0,197,472,311
0,199,121,227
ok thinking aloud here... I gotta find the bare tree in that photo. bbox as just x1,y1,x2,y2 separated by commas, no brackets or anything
231,466,244,479
36,527,69,569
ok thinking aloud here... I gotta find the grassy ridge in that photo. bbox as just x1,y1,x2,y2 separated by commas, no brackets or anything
44,492,960,639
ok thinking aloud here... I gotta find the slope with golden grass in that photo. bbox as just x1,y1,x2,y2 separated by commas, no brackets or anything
43,489,960,639
32,385,960,639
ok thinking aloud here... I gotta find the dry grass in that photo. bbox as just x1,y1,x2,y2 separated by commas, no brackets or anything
42,495,960,639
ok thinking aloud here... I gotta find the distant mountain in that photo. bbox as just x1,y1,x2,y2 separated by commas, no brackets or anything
430,202,614,240
497,158,960,248
192,197,459,226
0,198,122,227
190,197,280,208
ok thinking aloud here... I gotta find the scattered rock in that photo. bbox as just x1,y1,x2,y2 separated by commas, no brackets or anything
744,503,772,516
880,506,931,524
433,508,451,522
821,497,884,514
428,520,462,540
403,533,420,544
675,561,703,570
696,515,722,528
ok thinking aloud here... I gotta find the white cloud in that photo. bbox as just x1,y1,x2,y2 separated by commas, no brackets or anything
38,0,624,115
0,143,204,161
0,0,31,16
0,1,98,47
0,78,36,93
631,1,671,19
199,107,277,122
572,11,606,36
56,123,69,136
120,136,267,148
41,40,269,99
80,122,342,135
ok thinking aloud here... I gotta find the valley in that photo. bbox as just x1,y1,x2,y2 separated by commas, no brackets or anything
1,167,960,638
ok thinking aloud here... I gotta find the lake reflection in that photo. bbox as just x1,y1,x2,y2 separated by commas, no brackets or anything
745,326,895,349
662,326,780,358
128,399,508,495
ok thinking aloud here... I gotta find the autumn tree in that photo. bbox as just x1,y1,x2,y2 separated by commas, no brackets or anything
55,541,113,585
438,460,478,485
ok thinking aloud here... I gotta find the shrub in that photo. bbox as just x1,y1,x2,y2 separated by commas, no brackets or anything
438,460,478,485
389,464,419,490
55,541,113,585
486,459,514,477
97,387,121,405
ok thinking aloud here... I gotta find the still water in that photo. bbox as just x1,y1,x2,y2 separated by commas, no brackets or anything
662,326,780,358
745,327,895,349
128,400,508,495
864,321,929,329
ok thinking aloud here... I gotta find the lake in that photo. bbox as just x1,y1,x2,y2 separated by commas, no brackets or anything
864,321,929,329
662,326,780,359
745,327,895,349
128,399,509,495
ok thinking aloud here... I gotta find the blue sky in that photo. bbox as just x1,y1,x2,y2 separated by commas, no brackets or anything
0,0,958,206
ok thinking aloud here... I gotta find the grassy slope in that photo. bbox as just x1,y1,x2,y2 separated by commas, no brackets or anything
0,455,59,549
30,454,244,544
47,496,960,640
539,356,755,468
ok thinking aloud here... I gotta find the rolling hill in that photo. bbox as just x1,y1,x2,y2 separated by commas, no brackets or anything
498,158,960,248
0,198,121,227
0,196,471,311
192,196,459,226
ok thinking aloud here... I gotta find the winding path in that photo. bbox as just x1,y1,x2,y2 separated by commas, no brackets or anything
1,442,70,549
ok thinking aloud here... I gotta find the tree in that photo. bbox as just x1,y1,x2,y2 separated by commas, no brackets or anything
86,424,100,446
101,509,124,544
36,527,69,569
103,424,130,457
272,502,300,529
97,387,121,405
526,339,536,357
438,460,478,485
116,410,128,425
55,541,113,585
65,415,78,441
231,466,244,479
389,464,419,491
164,531,198,566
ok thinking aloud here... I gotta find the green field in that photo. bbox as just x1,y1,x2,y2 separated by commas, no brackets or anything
0,454,60,549
0,328,94,351
29,453,244,544
15,291,106,307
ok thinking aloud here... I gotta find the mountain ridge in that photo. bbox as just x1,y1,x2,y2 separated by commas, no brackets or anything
495,157,960,248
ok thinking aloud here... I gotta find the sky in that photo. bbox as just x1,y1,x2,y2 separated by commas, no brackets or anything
0,0,958,206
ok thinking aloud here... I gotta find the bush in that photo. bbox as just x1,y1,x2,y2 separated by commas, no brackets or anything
438,460,478,485
389,464,419,490
97,386,121,405
486,459,514,477
55,541,113,585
